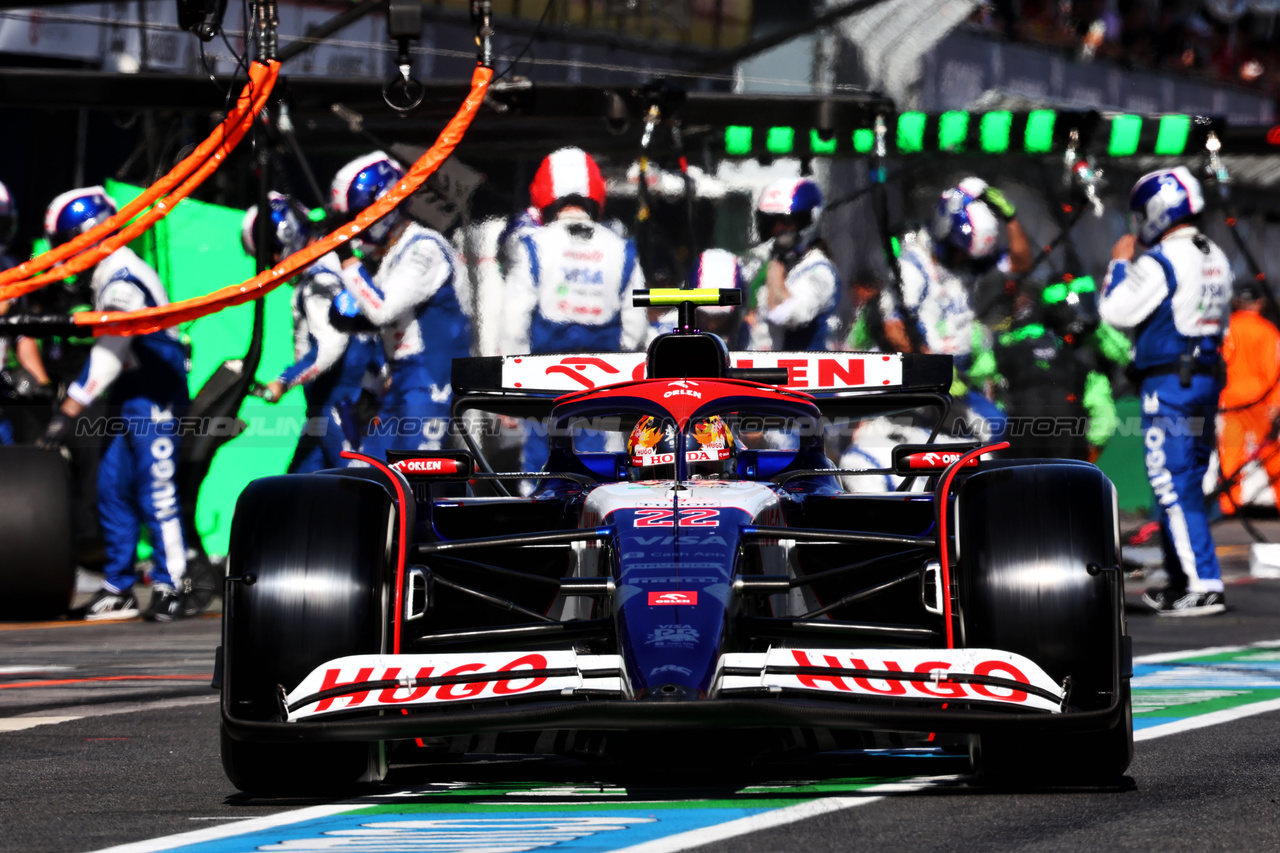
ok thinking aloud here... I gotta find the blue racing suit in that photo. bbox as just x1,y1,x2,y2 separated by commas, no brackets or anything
1101,228,1232,593
68,248,189,595
278,252,383,472
340,222,471,459
502,211,647,469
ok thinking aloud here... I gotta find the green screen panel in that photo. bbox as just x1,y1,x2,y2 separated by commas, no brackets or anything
853,128,874,154
979,111,1012,153
895,112,926,153
938,111,969,151
1108,115,1143,156
1154,114,1191,156
107,180,300,557
1024,110,1056,153
809,129,837,155
725,125,753,156
766,126,795,155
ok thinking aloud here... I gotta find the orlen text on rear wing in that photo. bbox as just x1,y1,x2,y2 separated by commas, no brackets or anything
451,350,953,397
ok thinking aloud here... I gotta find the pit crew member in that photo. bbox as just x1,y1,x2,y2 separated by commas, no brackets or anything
503,147,647,470
741,178,840,351
1100,166,1231,616
650,248,748,346
1216,280,1280,514
330,151,472,457
37,187,191,622
244,193,383,472
879,177,1033,439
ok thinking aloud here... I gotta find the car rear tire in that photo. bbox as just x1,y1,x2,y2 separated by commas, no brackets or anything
956,462,1132,786
221,474,395,796
0,448,75,619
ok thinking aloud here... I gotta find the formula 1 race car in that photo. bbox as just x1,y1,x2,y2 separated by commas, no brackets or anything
217,290,1132,795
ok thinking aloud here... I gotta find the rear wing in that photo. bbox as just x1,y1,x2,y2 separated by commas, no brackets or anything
452,351,953,397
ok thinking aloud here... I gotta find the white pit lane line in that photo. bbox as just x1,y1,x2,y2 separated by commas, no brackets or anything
0,695,217,733
83,640,1280,853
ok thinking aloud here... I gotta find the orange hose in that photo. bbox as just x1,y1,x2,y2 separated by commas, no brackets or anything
0,61,278,290
76,64,494,338
0,63,278,301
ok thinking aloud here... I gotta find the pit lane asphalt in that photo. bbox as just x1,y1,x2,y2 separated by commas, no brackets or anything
1,519,1279,853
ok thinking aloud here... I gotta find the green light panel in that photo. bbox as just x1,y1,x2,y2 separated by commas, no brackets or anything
1154,115,1191,156
725,125,752,156
896,112,926,152
853,128,874,154
938,111,968,151
1108,115,1143,156
1024,110,1056,153
979,111,1012,153
766,126,795,155
890,235,901,258
809,129,838,155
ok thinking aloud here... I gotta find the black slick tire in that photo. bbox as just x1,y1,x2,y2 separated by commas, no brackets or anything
0,448,74,619
220,474,394,796
957,462,1132,786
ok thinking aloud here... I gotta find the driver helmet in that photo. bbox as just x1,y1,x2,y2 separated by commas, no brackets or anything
1129,166,1204,247
241,192,310,260
529,147,607,221
330,151,405,245
627,415,736,480
930,179,1000,261
45,186,117,248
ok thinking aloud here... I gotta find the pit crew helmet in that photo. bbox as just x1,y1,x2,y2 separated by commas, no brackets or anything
687,248,745,317
529,147,607,220
755,177,823,249
330,151,405,245
1129,166,1204,247
628,415,736,480
0,181,16,251
930,179,1000,261
240,192,310,260
44,186,116,248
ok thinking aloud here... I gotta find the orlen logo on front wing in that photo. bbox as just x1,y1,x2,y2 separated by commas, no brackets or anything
649,591,698,606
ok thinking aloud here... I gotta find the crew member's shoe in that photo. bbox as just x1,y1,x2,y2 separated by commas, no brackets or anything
1142,587,1226,616
82,590,140,621
143,585,187,622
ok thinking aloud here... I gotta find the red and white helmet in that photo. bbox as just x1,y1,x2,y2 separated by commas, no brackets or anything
529,147,607,219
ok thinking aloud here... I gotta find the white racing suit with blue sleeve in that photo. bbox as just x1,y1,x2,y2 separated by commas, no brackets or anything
503,212,647,469
880,235,1004,437
1101,228,1231,593
763,246,841,351
340,222,471,457
67,247,189,596
277,252,383,472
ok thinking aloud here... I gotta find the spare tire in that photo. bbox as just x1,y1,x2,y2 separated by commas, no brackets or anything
0,448,74,619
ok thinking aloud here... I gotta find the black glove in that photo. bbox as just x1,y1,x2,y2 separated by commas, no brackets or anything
353,389,381,428
36,411,73,450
